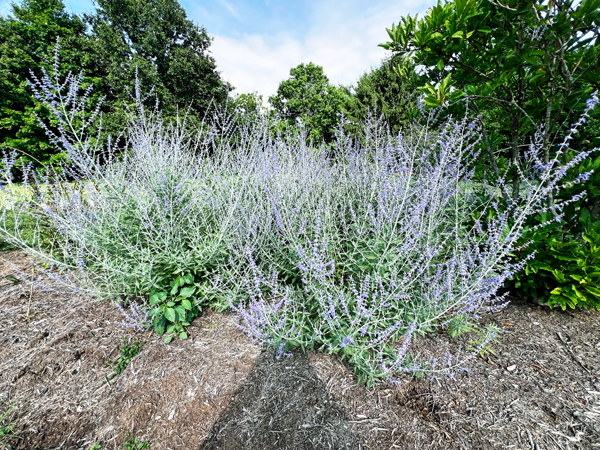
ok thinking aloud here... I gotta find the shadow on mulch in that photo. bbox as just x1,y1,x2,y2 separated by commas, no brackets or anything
200,347,361,450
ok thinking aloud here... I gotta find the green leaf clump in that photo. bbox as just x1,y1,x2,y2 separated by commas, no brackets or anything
148,269,202,343
104,338,145,384
506,209,600,310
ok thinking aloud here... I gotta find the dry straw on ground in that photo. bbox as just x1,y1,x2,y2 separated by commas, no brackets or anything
0,250,599,449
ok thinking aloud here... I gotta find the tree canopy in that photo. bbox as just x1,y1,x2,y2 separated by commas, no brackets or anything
84,0,233,131
269,62,353,144
0,0,233,170
351,53,418,136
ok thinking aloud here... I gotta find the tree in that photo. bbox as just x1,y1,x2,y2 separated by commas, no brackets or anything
269,62,353,144
0,0,100,167
380,0,600,207
351,53,418,136
84,0,233,133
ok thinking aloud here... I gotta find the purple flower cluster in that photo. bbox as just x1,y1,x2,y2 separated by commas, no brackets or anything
115,300,149,333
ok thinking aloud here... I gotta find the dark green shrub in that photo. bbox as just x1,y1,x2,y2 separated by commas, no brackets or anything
470,145,600,310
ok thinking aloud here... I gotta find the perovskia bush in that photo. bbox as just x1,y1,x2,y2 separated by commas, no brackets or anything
1,43,598,386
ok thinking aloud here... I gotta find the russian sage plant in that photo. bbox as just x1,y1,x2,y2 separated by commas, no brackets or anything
1,43,597,385
227,100,599,385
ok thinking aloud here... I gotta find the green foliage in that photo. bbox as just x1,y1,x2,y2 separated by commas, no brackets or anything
123,434,150,450
577,113,600,151
472,133,600,310
229,92,264,117
0,405,20,445
0,209,35,251
148,270,201,343
0,0,233,175
467,323,501,358
419,73,464,109
506,210,600,310
89,445,102,450
380,0,600,310
84,0,232,132
0,204,63,253
269,62,354,144
104,338,145,384
446,314,478,338
350,53,419,136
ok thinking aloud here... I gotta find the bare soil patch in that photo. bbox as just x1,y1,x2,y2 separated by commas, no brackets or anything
0,249,599,449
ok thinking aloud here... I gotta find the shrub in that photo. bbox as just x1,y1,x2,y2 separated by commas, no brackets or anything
2,44,598,386
504,209,600,310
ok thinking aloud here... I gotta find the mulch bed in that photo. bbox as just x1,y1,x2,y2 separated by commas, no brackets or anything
0,249,599,449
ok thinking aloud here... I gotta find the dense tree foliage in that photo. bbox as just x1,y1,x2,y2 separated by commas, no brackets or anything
0,0,233,170
84,0,233,132
351,53,418,136
269,62,354,144
380,0,600,308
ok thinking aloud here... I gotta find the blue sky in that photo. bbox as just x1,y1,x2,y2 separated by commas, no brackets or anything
0,0,438,98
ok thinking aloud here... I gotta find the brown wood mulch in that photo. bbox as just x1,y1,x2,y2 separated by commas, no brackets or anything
0,249,598,450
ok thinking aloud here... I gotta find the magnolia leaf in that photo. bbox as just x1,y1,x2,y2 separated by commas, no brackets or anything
585,286,600,296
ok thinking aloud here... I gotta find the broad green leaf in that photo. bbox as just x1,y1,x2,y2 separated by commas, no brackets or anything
555,255,579,262
585,286,600,296
179,286,196,298
153,315,166,336
179,332,188,340
149,290,167,305
164,308,176,323
175,305,186,319
181,299,192,310
164,335,173,344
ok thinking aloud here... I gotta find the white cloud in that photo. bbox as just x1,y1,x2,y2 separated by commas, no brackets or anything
210,0,435,100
